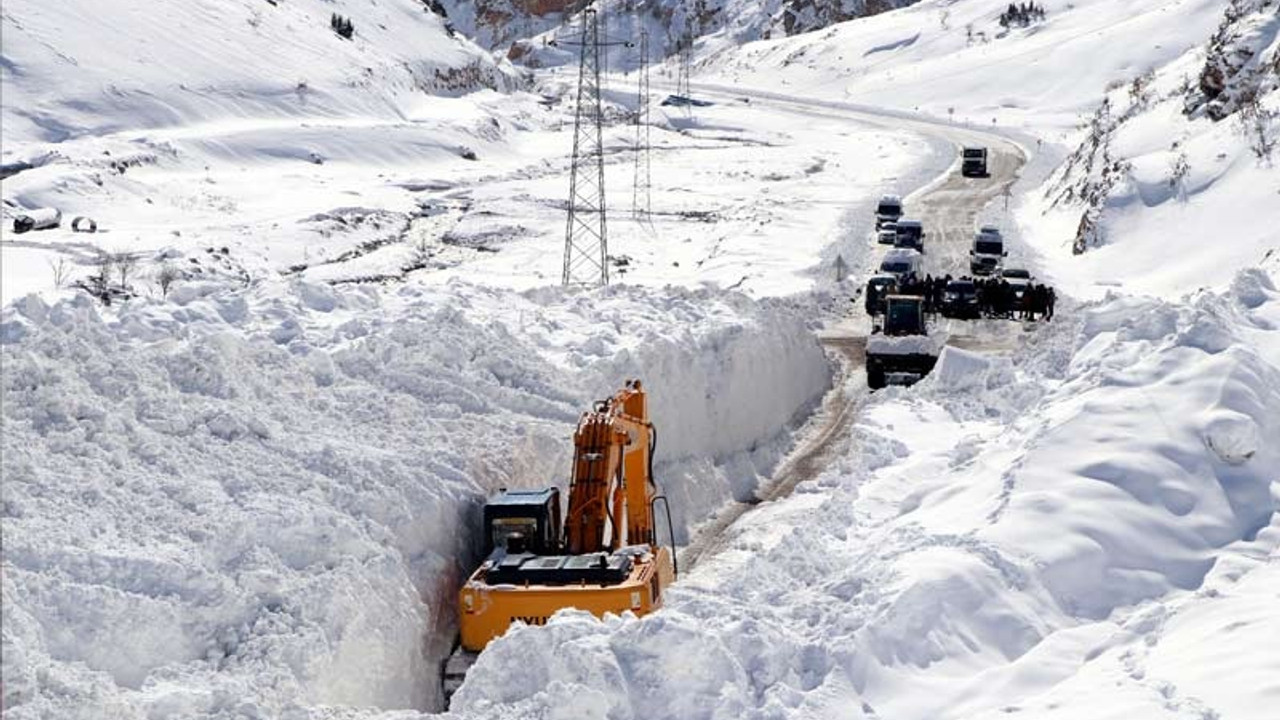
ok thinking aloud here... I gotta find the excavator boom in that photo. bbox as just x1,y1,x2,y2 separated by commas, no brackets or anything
565,380,657,554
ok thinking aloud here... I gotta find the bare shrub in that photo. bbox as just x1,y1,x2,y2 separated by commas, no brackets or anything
85,252,115,304
155,263,180,297
48,257,72,289
113,252,139,290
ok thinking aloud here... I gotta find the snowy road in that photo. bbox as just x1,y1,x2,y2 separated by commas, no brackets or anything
687,82,1028,278
676,84,1028,569
680,335,866,570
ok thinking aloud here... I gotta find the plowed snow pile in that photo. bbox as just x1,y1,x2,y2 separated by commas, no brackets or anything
0,281,828,716
452,270,1280,720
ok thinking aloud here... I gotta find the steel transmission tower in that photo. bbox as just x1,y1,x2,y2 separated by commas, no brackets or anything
677,32,693,100
632,30,652,221
561,9,610,287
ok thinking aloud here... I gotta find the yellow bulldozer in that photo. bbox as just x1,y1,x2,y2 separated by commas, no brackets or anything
443,379,678,700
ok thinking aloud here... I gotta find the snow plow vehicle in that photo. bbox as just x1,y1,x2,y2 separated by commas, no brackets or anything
443,380,677,701
865,295,943,389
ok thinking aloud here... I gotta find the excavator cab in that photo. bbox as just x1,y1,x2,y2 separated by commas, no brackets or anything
481,488,561,556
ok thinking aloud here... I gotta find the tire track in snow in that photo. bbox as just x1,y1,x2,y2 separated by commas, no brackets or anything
677,84,1028,571
680,335,866,570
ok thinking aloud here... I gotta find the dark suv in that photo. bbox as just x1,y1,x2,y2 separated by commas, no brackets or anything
941,279,980,319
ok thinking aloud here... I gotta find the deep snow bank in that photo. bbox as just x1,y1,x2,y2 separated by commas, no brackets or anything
0,278,827,718
449,269,1280,719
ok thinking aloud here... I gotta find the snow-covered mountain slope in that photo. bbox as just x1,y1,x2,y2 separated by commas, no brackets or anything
704,0,1230,129
1,0,534,304
696,0,1279,296
1027,0,1280,299
440,0,920,64
1,0,518,144
2,0,1278,717
0,279,828,716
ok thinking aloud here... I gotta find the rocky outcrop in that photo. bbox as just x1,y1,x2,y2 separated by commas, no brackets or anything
442,0,920,60
777,0,904,37
1185,0,1280,120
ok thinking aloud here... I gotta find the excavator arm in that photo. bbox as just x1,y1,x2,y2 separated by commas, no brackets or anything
564,379,658,554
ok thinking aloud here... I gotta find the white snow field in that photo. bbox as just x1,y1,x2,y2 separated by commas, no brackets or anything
3,0,1279,719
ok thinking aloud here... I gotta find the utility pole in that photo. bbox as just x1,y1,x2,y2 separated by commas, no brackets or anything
561,9,610,287
632,30,651,221
677,32,693,100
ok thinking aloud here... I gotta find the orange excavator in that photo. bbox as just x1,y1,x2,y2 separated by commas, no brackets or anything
442,379,678,701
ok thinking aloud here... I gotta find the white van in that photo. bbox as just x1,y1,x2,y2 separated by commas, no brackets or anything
970,226,1006,275
879,248,922,284
875,195,903,229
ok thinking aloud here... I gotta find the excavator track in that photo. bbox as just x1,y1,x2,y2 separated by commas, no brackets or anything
442,646,478,705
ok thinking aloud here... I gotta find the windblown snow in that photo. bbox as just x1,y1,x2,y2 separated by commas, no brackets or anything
3,0,1279,719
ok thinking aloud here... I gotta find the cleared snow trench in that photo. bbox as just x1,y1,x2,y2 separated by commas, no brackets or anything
0,279,832,715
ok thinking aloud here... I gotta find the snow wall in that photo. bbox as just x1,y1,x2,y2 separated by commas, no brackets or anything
0,279,829,717
449,268,1280,719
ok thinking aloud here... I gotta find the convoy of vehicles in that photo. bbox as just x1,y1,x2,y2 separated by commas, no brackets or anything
860,145,1048,389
